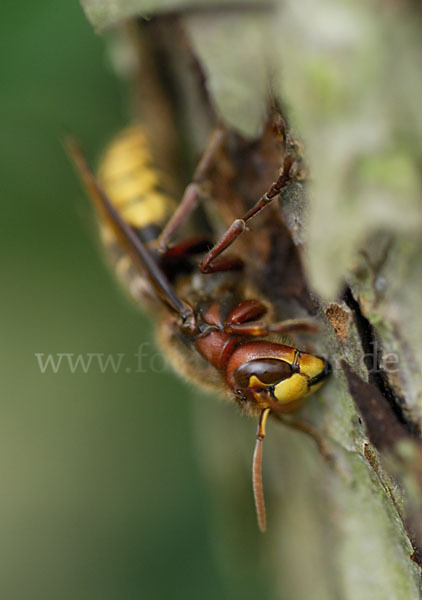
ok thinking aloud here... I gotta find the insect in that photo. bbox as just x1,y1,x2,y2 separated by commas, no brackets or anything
67,122,331,532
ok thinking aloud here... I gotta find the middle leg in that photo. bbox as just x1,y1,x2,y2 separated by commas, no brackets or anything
156,127,226,254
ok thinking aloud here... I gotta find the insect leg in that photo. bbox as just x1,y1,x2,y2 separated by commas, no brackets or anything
224,318,318,336
253,408,271,533
156,127,226,254
274,414,336,468
200,154,296,274
226,300,268,325
161,235,212,259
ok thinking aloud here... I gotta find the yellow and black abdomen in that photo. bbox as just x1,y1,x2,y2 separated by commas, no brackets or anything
96,126,177,307
98,125,176,239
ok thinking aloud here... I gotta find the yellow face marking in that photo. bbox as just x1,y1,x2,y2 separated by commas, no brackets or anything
249,373,309,405
249,375,265,389
299,354,325,380
273,373,309,404
246,352,328,407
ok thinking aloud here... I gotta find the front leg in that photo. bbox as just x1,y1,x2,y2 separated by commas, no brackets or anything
200,154,296,274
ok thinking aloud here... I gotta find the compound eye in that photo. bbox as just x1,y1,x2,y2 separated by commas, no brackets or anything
233,358,292,388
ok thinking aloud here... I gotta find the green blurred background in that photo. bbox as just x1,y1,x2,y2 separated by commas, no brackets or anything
1,2,270,598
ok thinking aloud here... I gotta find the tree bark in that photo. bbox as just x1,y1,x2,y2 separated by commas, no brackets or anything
81,1,422,597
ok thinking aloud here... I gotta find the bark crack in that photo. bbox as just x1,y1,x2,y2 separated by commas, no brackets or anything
343,287,418,438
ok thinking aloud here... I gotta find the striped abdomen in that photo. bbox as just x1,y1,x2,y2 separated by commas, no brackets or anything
96,126,176,306
98,125,176,235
